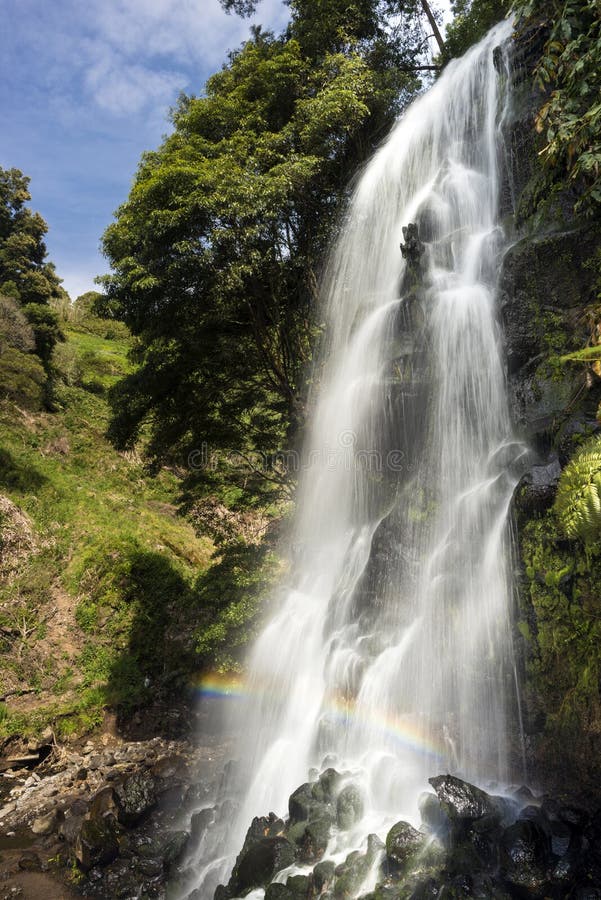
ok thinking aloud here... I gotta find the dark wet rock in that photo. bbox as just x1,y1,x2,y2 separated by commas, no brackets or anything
18,850,41,871
337,783,364,830
319,767,343,799
289,781,330,823
334,850,370,899
162,829,190,867
265,884,293,900
366,833,385,862
286,873,311,897
549,819,572,857
571,887,601,900
559,806,589,829
89,785,119,821
74,816,120,871
70,797,89,816
114,770,157,826
419,791,448,833
191,806,215,842
229,836,295,895
385,820,423,871
428,775,497,822
406,878,440,899
313,858,336,893
298,815,331,862
59,811,86,844
136,855,163,876
239,813,287,855
500,819,550,892
514,784,536,802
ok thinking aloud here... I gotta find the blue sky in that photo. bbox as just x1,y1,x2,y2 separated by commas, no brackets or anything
1,0,450,300
0,0,289,299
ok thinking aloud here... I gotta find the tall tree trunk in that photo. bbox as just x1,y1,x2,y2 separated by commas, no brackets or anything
421,0,446,55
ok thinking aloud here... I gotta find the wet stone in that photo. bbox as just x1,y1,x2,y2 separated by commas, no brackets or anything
337,783,364,831
191,806,214,841
313,859,336,893
114,770,157,826
74,816,120,871
428,775,497,823
265,884,293,900
162,829,190,867
230,836,295,895
386,820,423,871
286,873,311,897
500,819,550,891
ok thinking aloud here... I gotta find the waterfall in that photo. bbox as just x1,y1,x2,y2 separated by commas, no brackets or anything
189,18,526,899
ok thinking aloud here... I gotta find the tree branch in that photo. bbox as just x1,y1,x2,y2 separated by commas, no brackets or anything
420,0,446,55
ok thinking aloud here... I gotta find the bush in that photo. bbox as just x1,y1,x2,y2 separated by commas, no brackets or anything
554,435,601,542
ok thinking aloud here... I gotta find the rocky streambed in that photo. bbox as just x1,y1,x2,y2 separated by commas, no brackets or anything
3,727,601,900
209,771,601,900
0,728,228,900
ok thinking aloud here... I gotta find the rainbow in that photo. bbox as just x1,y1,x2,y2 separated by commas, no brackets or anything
191,671,247,699
192,671,448,762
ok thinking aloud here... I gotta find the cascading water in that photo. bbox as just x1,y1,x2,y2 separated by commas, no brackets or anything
189,18,527,899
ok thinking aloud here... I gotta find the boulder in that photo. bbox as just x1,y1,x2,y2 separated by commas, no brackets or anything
319,768,343,799
114,770,157,826
313,858,336,893
265,884,293,900
74,816,120,871
162,829,190,868
229,836,295,895
286,873,311,897
334,850,370,899
336,783,364,830
385,820,423,870
298,816,331,862
31,809,60,836
289,781,328,823
89,785,119,821
500,820,550,893
428,775,496,822
419,791,448,833
191,806,214,842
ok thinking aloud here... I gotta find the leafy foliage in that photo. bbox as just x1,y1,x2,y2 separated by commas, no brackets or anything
101,1,426,488
0,295,46,408
554,435,601,542
515,0,601,215
443,0,511,60
0,167,64,403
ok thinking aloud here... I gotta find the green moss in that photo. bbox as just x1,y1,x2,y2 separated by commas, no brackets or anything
519,510,601,788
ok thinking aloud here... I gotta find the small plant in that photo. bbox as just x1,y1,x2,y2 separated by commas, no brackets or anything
554,436,601,542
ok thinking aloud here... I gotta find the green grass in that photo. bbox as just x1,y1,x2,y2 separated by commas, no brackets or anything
0,320,214,738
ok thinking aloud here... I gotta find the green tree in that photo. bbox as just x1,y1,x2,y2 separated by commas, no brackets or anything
443,0,511,61
0,168,63,372
101,2,428,486
0,295,46,408
514,0,601,215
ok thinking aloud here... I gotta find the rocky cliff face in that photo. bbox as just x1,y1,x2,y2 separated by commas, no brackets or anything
499,25,601,796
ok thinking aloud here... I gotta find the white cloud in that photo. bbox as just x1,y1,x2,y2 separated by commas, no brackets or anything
77,0,289,117
82,41,187,116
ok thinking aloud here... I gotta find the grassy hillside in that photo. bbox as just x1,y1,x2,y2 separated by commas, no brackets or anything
0,316,270,741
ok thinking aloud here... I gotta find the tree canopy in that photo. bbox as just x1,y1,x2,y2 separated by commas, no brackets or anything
101,0,433,487
0,167,63,405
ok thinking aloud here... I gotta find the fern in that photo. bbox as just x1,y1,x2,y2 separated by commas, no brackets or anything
554,436,601,542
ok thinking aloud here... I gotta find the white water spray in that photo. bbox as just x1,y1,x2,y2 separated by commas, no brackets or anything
191,18,525,898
